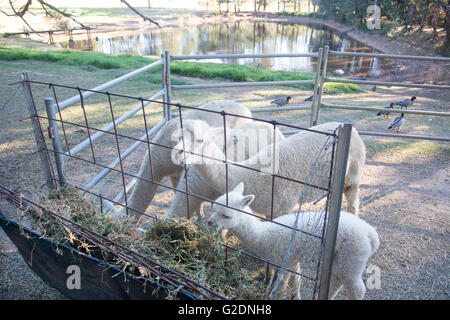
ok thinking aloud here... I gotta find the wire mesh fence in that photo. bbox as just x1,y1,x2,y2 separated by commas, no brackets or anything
0,75,352,300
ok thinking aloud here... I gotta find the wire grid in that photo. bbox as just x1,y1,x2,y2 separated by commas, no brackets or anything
267,129,337,300
6,79,341,300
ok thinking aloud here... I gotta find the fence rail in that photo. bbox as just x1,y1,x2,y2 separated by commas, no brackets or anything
325,77,450,90
320,103,450,117
171,79,316,90
53,59,163,111
328,50,450,62
171,52,319,60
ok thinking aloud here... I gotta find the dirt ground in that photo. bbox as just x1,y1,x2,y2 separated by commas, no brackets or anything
0,11,449,301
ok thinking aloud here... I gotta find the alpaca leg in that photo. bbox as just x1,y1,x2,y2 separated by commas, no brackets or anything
286,264,302,299
166,169,220,219
335,250,369,300
344,184,360,215
341,276,366,300
268,269,292,300
170,175,180,188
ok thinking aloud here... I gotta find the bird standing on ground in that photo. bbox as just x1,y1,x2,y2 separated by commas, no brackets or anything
377,103,395,119
271,96,292,107
304,95,313,102
394,96,416,110
388,113,405,132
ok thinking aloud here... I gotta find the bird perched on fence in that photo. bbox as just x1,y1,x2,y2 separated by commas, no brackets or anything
377,103,395,119
394,96,416,110
304,95,313,102
388,113,404,132
271,96,292,107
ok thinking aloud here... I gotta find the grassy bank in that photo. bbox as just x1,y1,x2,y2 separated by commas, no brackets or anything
0,46,363,94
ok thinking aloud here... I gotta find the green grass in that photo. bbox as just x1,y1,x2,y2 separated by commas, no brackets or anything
0,48,152,69
365,140,450,156
0,47,363,94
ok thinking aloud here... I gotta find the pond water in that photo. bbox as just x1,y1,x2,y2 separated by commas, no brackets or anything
60,21,398,79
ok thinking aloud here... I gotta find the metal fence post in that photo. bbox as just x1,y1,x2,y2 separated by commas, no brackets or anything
310,47,324,127
161,52,167,121
21,72,56,191
318,123,352,300
162,50,172,121
312,45,329,126
44,97,67,187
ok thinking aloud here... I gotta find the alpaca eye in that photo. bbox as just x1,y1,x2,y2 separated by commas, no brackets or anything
221,214,230,219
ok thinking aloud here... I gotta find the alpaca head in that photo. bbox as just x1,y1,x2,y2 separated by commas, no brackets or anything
171,120,216,166
207,182,255,230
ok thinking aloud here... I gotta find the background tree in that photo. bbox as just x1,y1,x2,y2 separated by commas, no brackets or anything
311,0,449,51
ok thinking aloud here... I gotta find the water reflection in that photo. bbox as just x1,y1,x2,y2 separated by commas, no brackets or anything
59,21,393,78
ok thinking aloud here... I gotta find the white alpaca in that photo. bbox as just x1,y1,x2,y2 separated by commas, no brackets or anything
111,100,252,220
207,183,380,300
166,121,285,218
171,120,366,218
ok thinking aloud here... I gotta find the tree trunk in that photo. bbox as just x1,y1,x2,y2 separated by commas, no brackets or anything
438,0,450,49
431,4,439,39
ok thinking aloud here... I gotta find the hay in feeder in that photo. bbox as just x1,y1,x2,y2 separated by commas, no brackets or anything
24,186,268,300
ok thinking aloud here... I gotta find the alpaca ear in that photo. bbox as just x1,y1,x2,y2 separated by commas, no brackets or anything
233,182,244,195
240,195,255,207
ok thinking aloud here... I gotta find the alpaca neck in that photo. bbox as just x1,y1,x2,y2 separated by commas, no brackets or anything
231,209,266,254
126,155,164,214
193,142,228,192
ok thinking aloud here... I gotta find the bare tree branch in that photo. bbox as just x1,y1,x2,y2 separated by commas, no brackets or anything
37,0,88,28
120,0,161,28
40,2,57,18
16,0,33,17
438,0,450,12
5,0,36,32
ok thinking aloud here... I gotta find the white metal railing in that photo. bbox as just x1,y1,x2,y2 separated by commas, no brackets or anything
63,89,164,159
57,59,163,111
324,77,450,90
312,47,450,141
171,52,319,60
328,50,450,62
22,57,167,198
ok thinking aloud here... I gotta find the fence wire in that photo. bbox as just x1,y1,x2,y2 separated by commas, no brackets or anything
1,79,346,300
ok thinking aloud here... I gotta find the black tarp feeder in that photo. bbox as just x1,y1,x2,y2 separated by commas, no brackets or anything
0,209,196,300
